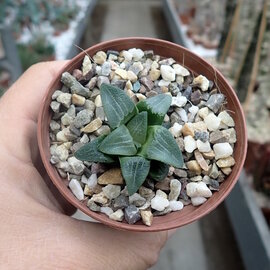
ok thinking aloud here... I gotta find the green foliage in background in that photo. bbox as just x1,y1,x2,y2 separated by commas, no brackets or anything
17,36,54,70
75,84,184,195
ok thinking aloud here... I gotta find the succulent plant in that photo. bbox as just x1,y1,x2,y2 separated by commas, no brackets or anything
75,84,184,195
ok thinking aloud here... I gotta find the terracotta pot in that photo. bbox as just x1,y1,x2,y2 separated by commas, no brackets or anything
38,37,247,232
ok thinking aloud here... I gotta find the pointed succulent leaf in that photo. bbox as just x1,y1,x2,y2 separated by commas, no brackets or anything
136,94,172,125
149,161,169,181
138,125,184,168
119,156,150,195
98,125,137,156
126,111,148,145
100,83,138,129
74,135,114,163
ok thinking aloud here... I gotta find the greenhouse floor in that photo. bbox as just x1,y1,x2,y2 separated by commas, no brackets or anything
77,0,245,269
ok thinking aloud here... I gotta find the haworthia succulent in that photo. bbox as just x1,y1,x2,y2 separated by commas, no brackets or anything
100,83,138,129
136,94,172,125
126,111,148,146
98,125,137,156
138,125,184,168
120,156,150,195
74,135,114,163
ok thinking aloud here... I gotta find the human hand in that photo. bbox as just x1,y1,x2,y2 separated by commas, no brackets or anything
0,61,169,270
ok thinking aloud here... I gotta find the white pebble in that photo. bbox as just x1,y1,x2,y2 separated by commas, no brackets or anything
87,174,97,188
196,140,211,152
169,122,182,137
218,111,235,127
169,200,184,211
204,113,221,131
95,95,102,107
213,143,233,160
160,65,176,81
172,94,187,107
69,179,84,200
186,182,212,198
100,206,114,217
172,64,190,76
176,108,188,122
184,135,197,153
122,50,133,61
81,175,88,184
128,48,144,61
191,197,207,206
189,105,199,115
151,195,169,211
158,79,170,87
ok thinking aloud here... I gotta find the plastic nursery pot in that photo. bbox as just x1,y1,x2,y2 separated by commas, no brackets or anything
38,37,247,232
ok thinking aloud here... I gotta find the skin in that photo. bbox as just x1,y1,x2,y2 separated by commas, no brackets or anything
0,61,170,270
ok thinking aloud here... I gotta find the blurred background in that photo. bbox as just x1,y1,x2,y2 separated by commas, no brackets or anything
0,0,269,269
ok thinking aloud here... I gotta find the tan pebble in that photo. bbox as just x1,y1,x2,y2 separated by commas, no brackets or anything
125,80,133,90
194,150,209,171
149,69,161,81
81,118,102,133
221,167,232,175
136,93,147,101
98,168,124,185
202,150,215,159
125,89,134,98
140,210,153,226
216,156,235,168
198,107,209,119
93,51,106,65
127,70,138,82
90,192,109,205
161,86,168,93
72,94,86,106
182,123,195,137
115,68,128,80
186,160,202,175
84,185,93,196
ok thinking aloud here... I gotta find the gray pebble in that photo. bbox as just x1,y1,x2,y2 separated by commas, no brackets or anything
194,131,209,142
50,120,60,132
113,194,129,210
61,72,90,97
140,76,154,91
133,81,141,92
73,109,93,128
124,205,141,224
97,76,110,88
169,83,180,96
51,90,62,100
95,107,105,121
101,61,111,76
111,80,126,90
87,200,101,212
50,101,60,113
205,94,225,113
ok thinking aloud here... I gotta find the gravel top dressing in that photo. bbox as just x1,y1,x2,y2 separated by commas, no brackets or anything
49,48,237,226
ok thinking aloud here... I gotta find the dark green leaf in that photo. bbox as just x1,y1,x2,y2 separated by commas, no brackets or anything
126,111,148,145
74,135,114,163
138,125,184,168
98,125,137,156
119,156,150,195
100,83,138,129
149,161,169,181
136,94,172,125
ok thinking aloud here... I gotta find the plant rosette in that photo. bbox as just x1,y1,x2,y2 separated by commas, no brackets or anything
48,45,240,227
